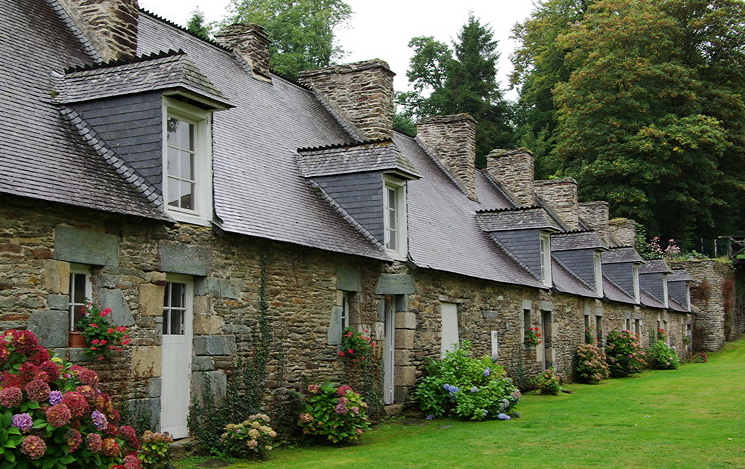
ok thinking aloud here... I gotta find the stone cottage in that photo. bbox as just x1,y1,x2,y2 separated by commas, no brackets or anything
0,0,694,436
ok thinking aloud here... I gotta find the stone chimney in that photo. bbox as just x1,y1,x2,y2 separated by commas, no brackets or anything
485,149,535,207
297,60,394,141
609,218,637,246
534,178,579,230
214,23,272,81
579,201,610,245
58,0,139,62
417,114,478,200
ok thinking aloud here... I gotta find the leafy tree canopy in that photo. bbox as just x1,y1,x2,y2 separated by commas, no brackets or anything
227,0,353,78
398,15,515,167
186,9,212,39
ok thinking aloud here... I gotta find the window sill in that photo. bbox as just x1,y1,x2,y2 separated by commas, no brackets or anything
166,209,212,227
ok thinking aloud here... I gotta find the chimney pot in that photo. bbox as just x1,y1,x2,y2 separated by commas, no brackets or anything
215,23,272,81
417,114,478,200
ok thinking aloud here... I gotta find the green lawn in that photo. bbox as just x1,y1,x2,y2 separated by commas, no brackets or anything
178,340,745,468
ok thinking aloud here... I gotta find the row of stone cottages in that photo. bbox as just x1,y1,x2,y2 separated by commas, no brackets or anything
0,0,698,437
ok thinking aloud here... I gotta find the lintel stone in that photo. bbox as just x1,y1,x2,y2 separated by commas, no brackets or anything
193,335,237,356
336,265,362,292
538,300,553,311
54,226,119,266
159,242,211,277
28,310,68,348
376,273,415,295
194,278,241,299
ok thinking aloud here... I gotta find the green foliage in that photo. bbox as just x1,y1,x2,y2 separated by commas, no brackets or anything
186,9,212,39
400,15,515,165
647,340,680,370
574,342,609,383
227,0,352,78
219,414,278,459
139,430,175,469
338,327,374,362
537,368,562,395
297,383,370,444
605,330,647,378
413,341,520,421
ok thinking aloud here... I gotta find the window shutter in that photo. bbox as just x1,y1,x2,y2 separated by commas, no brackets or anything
327,306,344,345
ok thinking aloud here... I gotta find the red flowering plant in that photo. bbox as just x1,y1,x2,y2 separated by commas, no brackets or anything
524,327,542,347
77,300,130,361
0,329,140,468
337,327,375,362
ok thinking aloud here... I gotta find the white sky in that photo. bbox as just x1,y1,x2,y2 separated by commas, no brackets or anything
138,0,538,99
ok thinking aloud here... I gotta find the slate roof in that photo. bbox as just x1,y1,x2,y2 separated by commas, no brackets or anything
0,0,165,221
552,257,599,298
476,207,563,232
552,231,606,251
603,276,637,305
668,297,688,313
602,247,644,264
296,141,419,179
668,269,694,283
54,50,230,108
640,288,666,309
639,259,673,274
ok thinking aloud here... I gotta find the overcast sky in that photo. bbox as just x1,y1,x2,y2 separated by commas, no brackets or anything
138,0,538,99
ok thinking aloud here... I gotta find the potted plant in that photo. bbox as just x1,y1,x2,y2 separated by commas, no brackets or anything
524,327,542,347
76,301,130,361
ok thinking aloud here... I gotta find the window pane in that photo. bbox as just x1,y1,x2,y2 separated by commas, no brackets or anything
388,208,397,231
72,273,86,303
180,121,194,150
167,147,179,178
170,283,185,308
388,229,397,250
167,117,179,142
167,177,180,207
180,181,194,209
180,151,194,180
171,310,184,335
388,188,396,210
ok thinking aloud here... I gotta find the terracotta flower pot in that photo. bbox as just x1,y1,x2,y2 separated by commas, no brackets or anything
68,331,87,348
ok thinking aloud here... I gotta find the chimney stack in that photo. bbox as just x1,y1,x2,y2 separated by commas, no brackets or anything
579,201,610,245
214,23,272,81
609,218,637,246
298,60,394,141
486,149,535,207
59,0,139,62
534,178,579,230
417,114,478,200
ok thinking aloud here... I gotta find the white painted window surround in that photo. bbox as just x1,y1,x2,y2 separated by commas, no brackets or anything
594,251,604,296
383,176,407,260
68,264,91,332
662,274,669,308
162,97,213,226
633,264,640,303
440,303,459,357
539,232,552,287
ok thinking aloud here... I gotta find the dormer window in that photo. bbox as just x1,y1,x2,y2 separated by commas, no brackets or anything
539,232,552,287
662,273,669,308
594,252,603,296
163,97,213,225
384,176,407,259
632,264,640,302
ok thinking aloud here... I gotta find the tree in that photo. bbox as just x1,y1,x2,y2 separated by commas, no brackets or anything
550,0,745,245
399,15,515,166
227,0,352,78
186,9,212,39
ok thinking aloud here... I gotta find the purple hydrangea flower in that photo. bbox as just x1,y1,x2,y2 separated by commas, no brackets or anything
497,413,511,421
334,403,349,415
482,409,489,417
49,390,63,406
483,367,491,377
425,414,435,420
470,386,478,393
12,413,33,433
91,410,108,430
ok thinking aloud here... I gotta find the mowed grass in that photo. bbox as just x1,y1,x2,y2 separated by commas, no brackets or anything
178,339,745,469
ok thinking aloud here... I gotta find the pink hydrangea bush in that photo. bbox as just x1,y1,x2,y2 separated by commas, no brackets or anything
0,329,140,468
297,383,369,444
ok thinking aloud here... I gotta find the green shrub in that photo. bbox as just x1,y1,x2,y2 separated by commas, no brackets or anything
647,340,680,370
574,343,609,384
605,330,646,378
537,368,561,395
219,414,277,459
297,383,370,444
139,430,174,469
413,341,520,421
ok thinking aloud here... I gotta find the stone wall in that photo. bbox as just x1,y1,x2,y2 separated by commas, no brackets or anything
669,259,735,351
534,179,579,230
58,0,138,62
214,23,271,81
485,150,535,207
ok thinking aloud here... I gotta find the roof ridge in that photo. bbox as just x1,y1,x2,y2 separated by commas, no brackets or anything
476,205,543,214
304,179,387,253
46,0,103,63
297,139,392,153
138,8,233,52
553,229,597,236
58,106,164,209
64,49,183,74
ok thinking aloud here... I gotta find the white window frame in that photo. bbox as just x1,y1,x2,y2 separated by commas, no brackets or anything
685,283,691,311
68,264,92,332
594,251,603,296
539,232,552,287
632,264,640,303
662,273,669,308
341,291,351,329
162,97,213,226
383,176,407,259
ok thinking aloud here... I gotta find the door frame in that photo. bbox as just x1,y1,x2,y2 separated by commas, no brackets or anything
383,296,395,405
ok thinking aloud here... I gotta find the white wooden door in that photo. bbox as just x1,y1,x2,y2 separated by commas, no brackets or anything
383,297,395,405
440,303,459,356
161,277,193,439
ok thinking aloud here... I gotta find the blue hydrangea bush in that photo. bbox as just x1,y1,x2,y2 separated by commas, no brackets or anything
414,341,520,421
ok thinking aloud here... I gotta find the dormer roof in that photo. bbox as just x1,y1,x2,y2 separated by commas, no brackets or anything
552,231,607,251
602,246,644,264
668,269,694,282
476,207,563,232
639,259,673,274
296,140,419,180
